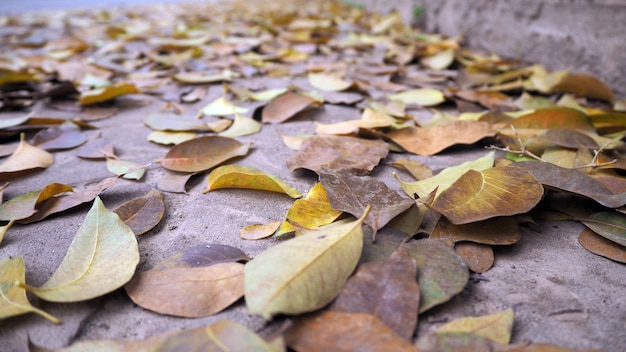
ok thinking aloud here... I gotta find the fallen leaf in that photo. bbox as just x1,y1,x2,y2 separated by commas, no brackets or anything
204,165,302,198
390,159,433,180
286,135,388,175
173,69,236,84
511,161,626,208
396,151,495,199
388,88,445,107
455,242,494,273
219,114,261,138
308,72,353,92
106,157,146,180
578,228,626,264
21,177,118,224
201,96,249,117
245,209,369,319
125,262,244,318
330,247,420,339
159,136,251,173
262,91,317,124
75,136,115,159
320,168,414,237
240,221,281,240
79,82,140,105
0,183,72,221
25,197,139,302
314,108,397,135
31,332,169,352
386,121,495,156
147,131,197,145
31,123,86,151
156,171,195,194
156,320,278,352
504,107,594,135
548,71,614,102
436,308,515,345
404,238,469,313
275,182,343,237
422,48,455,70
153,244,249,271
581,211,626,247
113,189,165,236
285,311,418,352
0,257,59,323
360,227,408,263
0,218,16,245
430,166,544,224
415,332,506,352
0,134,54,181
144,112,210,132
431,217,521,245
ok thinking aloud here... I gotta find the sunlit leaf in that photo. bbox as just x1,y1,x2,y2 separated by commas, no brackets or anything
201,96,249,117
386,121,495,156
286,135,388,175
396,151,494,199
25,197,139,302
204,165,301,198
147,131,197,145
388,88,445,107
330,247,419,339
404,239,469,313
308,72,353,92
106,157,146,180
275,182,343,237
431,166,544,224
245,209,369,319
219,114,262,138
79,82,140,105
421,48,455,70
285,311,418,352
0,257,59,323
436,308,514,345
0,134,53,180
159,136,251,173
240,221,281,240
113,189,165,236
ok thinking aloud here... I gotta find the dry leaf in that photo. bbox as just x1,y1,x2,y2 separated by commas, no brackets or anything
455,242,494,273
436,308,515,345
0,134,54,181
113,189,165,236
262,91,317,124
159,136,251,173
240,221,281,240
0,183,72,221
432,216,521,245
578,228,626,264
204,165,302,198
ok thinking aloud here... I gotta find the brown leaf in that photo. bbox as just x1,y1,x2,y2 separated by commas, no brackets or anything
31,123,86,151
124,262,244,318
159,136,251,173
320,168,414,238
20,177,117,224
0,183,72,221
431,167,544,224
262,92,317,124
578,228,626,264
75,136,115,159
385,121,495,156
511,161,626,208
112,189,165,236
330,247,420,339
286,135,388,175
550,72,615,102
285,311,418,352
404,239,469,313
504,107,594,133
156,171,195,194
431,217,521,245
455,242,494,273
153,243,250,270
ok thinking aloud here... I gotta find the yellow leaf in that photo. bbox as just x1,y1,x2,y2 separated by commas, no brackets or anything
201,96,249,117
421,48,455,70
219,114,261,138
147,131,197,145
308,72,353,92
0,134,53,179
275,182,343,236
436,308,514,345
79,82,139,105
388,88,445,107
204,165,301,198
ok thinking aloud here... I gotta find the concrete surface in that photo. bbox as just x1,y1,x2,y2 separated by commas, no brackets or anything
0,1,625,351
359,0,626,97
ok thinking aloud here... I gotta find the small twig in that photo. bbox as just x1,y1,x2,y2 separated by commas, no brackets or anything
572,140,618,172
487,124,543,161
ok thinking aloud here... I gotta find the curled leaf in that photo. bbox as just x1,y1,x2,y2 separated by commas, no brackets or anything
204,165,301,198
160,136,250,173
0,134,53,180
113,189,165,236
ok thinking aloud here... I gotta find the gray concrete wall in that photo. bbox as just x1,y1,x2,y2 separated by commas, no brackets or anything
359,0,626,98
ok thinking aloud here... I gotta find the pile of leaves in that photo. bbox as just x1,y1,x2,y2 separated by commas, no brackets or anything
0,0,624,350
